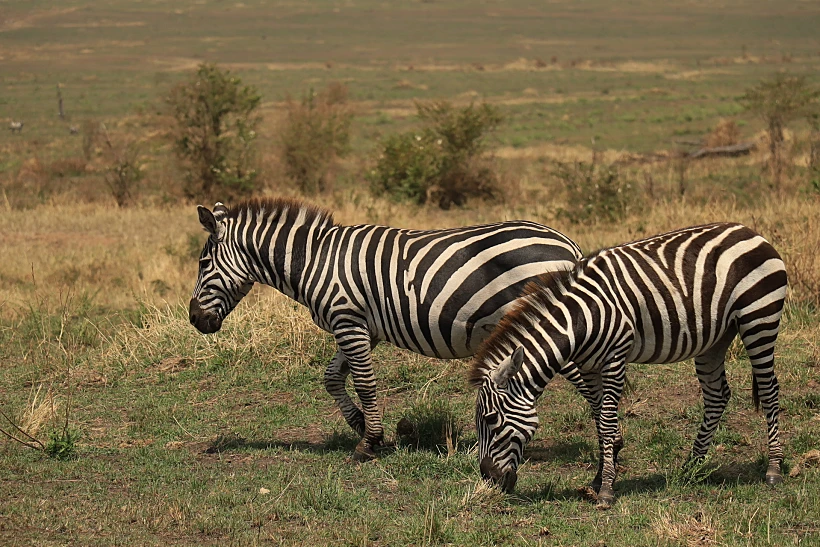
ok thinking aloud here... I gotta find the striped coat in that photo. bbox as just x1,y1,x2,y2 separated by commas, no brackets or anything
470,223,787,507
189,198,582,459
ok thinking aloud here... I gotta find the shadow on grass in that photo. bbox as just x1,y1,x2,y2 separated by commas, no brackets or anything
204,431,361,455
514,472,669,504
703,459,768,486
524,440,595,465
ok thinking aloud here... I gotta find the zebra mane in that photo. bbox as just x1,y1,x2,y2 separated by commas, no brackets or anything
226,197,338,228
467,259,588,388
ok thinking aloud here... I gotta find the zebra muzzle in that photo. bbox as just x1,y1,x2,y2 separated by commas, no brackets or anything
480,457,518,493
189,299,223,334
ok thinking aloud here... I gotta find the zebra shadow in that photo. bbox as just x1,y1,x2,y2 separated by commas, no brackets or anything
514,472,669,504
203,431,360,456
524,441,596,465
515,458,770,504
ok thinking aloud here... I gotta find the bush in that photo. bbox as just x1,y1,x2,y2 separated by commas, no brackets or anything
554,155,638,224
280,82,352,195
369,101,503,209
167,63,262,200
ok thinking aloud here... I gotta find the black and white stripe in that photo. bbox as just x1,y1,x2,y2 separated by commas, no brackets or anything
470,222,787,507
189,198,582,459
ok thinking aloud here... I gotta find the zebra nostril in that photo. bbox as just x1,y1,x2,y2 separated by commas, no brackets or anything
189,299,200,325
480,457,500,481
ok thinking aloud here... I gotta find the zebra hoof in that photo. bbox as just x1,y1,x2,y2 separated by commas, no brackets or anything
352,441,377,462
595,486,615,510
765,466,783,487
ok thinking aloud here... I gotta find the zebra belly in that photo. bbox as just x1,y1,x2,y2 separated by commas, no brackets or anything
625,322,736,365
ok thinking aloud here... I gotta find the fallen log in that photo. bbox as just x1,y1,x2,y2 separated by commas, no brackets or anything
688,142,755,159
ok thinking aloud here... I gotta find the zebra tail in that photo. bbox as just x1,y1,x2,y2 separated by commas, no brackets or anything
752,374,760,412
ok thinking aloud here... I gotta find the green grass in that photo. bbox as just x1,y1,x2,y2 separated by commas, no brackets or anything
1,295,819,546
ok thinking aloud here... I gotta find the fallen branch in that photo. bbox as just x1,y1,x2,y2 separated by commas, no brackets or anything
688,142,756,159
0,407,46,452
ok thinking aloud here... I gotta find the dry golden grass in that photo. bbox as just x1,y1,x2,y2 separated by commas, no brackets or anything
17,385,60,439
1,138,819,316
705,119,742,148
651,508,718,546
96,289,333,382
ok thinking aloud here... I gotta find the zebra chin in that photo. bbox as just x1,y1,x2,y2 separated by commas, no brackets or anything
189,299,223,334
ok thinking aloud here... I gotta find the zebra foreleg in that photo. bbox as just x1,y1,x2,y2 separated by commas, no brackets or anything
334,325,384,462
563,366,624,492
324,352,365,437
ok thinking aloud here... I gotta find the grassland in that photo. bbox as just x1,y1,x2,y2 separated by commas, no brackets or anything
2,0,820,545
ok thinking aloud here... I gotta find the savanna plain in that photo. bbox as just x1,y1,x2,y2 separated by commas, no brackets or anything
1,1,820,545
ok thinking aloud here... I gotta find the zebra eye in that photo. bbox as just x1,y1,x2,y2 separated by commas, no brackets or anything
483,411,499,425
199,257,213,268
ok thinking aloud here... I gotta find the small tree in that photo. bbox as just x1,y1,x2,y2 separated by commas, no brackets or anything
369,101,503,209
808,112,820,191
167,63,262,200
280,82,352,195
101,123,142,207
554,153,638,224
739,73,819,188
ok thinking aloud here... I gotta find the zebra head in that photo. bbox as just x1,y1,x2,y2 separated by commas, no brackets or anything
475,346,538,493
189,203,254,334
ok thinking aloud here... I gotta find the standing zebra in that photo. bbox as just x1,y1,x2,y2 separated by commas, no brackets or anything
470,223,787,508
189,198,582,460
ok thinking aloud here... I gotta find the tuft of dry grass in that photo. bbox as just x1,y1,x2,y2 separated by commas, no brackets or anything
705,119,741,148
651,508,718,546
18,385,60,438
97,289,332,381
459,479,507,512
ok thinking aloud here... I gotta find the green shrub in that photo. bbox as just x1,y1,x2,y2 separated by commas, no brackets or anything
369,101,503,209
554,156,638,224
45,428,80,460
280,82,352,195
396,398,462,455
167,63,262,200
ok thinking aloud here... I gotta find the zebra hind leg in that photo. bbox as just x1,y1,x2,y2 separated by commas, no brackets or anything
688,353,731,468
740,321,784,486
324,352,365,438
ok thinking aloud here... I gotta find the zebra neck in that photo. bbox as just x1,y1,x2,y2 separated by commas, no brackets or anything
253,214,333,305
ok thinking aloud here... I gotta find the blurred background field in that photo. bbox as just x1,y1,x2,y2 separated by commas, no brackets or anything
1,1,820,545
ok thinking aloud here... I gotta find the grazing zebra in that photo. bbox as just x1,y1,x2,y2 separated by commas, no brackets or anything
9,121,23,133
189,198,582,460
469,223,787,508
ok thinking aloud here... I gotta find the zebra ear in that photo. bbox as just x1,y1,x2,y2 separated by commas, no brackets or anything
213,202,229,221
491,346,526,389
197,205,225,241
